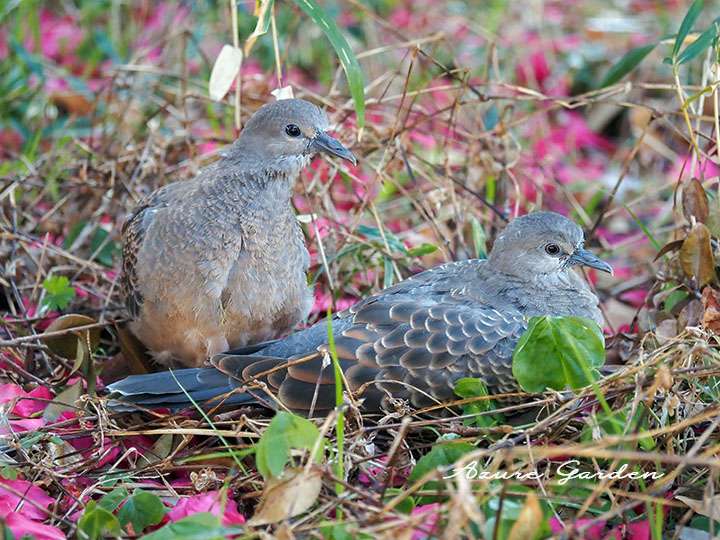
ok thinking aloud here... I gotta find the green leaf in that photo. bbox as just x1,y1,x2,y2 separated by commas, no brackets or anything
407,243,438,257
673,0,704,58
677,19,720,64
98,487,129,512
598,43,656,88
40,275,76,312
117,490,166,534
77,501,122,540
453,378,502,427
140,513,232,540
292,0,365,128
255,411,324,479
408,442,475,484
89,227,120,267
512,316,605,393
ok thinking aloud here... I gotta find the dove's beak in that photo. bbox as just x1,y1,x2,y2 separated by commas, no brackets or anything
569,247,614,275
309,131,357,165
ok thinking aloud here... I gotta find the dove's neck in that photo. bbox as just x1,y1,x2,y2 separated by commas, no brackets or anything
480,267,603,325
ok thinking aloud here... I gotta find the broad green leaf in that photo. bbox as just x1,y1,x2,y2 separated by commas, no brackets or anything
255,411,324,479
408,442,475,483
98,487,129,512
140,513,231,540
512,316,605,393
678,19,720,64
453,378,502,427
40,275,75,312
117,490,166,534
88,227,120,267
292,0,365,128
77,501,122,540
673,0,704,57
599,43,656,88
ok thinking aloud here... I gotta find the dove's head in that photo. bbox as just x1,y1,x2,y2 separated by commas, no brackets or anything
233,98,356,171
487,211,613,278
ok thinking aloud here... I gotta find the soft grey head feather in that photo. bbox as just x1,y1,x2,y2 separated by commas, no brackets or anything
229,99,330,165
487,211,586,277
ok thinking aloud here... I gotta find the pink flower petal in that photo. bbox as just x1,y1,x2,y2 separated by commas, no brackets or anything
4,511,65,540
0,479,55,521
0,418,45,435
550,517,606,539
411,503,440,540
166,491,245,526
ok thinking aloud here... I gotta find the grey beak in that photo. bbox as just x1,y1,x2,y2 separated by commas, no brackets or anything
568,247,613,275
308,131,357,165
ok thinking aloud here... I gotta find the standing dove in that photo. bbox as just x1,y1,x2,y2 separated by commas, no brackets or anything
110,211,612,413
120,98,356,367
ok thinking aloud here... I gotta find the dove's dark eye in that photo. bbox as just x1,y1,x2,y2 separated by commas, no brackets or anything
545,243,561,256
285,124,302,137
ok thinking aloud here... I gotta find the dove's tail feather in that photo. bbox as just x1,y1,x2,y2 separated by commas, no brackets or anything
106,368,255,411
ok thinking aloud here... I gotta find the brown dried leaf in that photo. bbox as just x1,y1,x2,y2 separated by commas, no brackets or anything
507,492,543,540
248,467,322,526
43,314,100,360
208,44,243,101
43,380,83,422
50,93,94,116
702,287,720,334
676,495,720,520
680,223,717,286
654,239,684,261
115,322,153,377
682,178,709,224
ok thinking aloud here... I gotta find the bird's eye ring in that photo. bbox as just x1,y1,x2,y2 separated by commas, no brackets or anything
545,243,561,256
285,124,302,137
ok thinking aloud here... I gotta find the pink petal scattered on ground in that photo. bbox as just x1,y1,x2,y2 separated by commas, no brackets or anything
550,517,606,540
358,455,411,487
1,509,66,540
610,519,651,540
166,491,245,526
0,418,46,435
410,503,441,540
0,479,55,521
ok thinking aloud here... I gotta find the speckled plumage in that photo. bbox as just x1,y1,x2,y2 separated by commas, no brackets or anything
110,212,611,413
120,99,355,367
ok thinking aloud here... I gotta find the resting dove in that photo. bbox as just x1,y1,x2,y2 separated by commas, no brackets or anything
120,98,356,367
110,211,612,413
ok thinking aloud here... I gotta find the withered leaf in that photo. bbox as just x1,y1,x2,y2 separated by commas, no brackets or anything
676,495,720,520
208,44,243,102
248,467,322,525
507,492,543,540
680,223,717,287
681,178,709,224
702,287,720,334
654,239,684,261
43,314,100,360
43,380,83,422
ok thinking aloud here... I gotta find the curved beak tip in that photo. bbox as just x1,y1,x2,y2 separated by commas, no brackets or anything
310,131,357,166
571,247,613,275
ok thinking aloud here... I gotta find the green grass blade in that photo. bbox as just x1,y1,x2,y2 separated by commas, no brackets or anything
292,0,365,128
599,43,656,88
677,18,719,64
673,0,704,58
